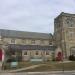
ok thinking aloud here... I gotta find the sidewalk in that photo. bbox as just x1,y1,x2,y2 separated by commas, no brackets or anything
0,61,2,70
1,64,45,73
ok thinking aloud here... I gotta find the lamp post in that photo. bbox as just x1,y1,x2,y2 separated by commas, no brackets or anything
62,50,64,73
62,34,67,72
62,39,66,72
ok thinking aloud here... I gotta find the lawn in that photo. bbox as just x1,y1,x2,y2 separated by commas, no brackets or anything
4,61,75,72
4,61,45,70
21,61,75,72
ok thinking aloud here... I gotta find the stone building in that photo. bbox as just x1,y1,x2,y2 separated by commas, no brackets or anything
1,12,75,61
54,12,75,58
0,29,56,62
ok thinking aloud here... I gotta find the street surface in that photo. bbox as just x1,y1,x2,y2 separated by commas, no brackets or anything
0,72,75,75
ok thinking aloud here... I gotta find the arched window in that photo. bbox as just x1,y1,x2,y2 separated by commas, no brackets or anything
24,51,27,55
46,51,49,55
35,51,39,55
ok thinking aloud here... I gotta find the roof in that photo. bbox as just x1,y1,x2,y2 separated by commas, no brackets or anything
0,29,52,39
8,44,56,51
55,12,75,20
60,12,75,16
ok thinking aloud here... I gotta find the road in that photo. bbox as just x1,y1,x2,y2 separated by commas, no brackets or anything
0,72,75,75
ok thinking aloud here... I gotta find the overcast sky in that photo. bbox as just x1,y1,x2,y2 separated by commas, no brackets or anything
0,0,75,33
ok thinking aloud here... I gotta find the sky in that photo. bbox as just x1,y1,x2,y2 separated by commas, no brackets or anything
0,0,75,34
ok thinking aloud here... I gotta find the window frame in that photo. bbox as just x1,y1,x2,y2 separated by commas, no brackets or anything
46,51,49,55
35,51,39,55
11,38,15,44
31,40,35,44
24,51,27,55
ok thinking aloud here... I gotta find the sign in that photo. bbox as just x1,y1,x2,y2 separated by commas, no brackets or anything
11,62,18,68
30,59,43,62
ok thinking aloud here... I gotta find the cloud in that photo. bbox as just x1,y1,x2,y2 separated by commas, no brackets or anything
0,0,75,33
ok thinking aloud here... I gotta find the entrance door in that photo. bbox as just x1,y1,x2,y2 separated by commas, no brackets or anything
0,49,2,61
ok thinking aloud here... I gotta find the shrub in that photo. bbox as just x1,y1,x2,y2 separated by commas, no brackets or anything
52,58,55,61
69,55,75,61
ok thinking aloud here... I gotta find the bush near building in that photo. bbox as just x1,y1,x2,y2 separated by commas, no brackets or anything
69,55,75,61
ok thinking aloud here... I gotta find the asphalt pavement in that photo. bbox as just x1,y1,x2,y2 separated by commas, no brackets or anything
0,72,75,75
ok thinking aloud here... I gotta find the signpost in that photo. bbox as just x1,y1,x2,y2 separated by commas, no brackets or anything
30,59,43,62
11,62,18,68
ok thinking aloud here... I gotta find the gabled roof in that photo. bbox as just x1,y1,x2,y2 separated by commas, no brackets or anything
0,29,52,39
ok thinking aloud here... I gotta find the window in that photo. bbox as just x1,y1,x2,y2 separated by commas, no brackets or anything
69,31,74,40
70,48,75,55
68,23,74,27
46,51,49,55
31,40,35,44
11,51,15,55
49,42,52,45
11,39,15,43
35,51,39,55
22,39,26,44
66,17,75,27
40,40,44,44
24,52,27,55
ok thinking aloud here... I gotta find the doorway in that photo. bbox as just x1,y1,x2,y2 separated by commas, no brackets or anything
0,49,2,61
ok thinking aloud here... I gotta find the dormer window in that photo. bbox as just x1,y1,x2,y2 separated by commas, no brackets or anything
31,40,35,44
11,39,15,44
22,39,26,44
40,40,44,44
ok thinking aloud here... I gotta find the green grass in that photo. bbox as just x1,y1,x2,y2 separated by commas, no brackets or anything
4,61,44,70
20,61,75,72
4,61,75,71
3,61,33,70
